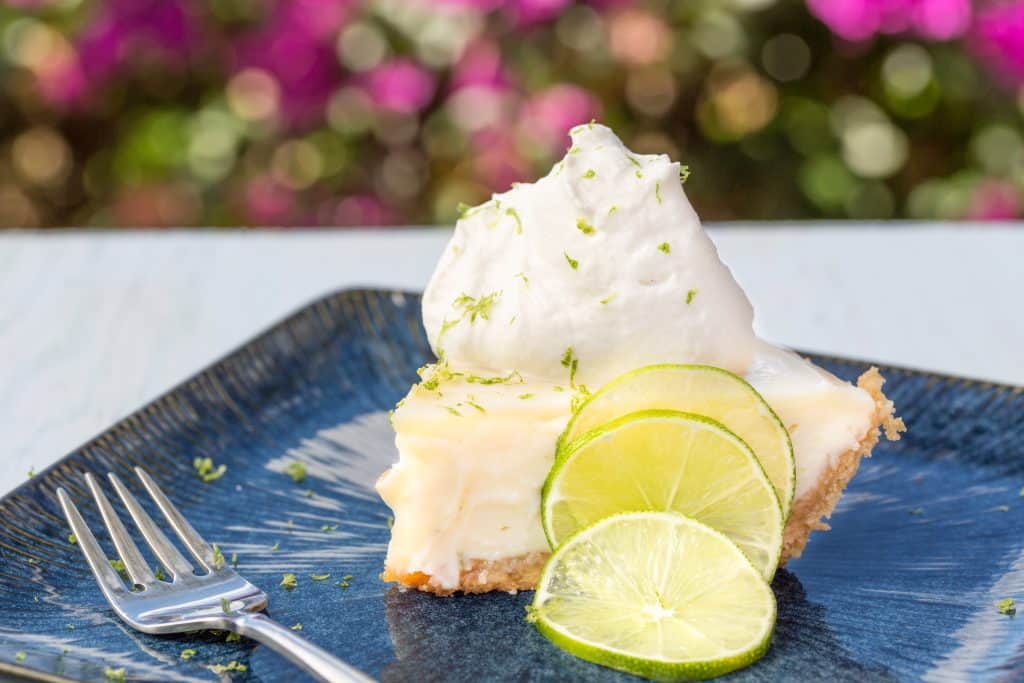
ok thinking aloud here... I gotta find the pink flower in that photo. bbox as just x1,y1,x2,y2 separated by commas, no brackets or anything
364,59,437,114
470,128,532,190
505,0,573,27
971,1,1024,85
334,194,401,226
806,0,971,42
232,1,353,128
243,176,297,225
450,40,512,92
967,179,1020,220
519,84,601,154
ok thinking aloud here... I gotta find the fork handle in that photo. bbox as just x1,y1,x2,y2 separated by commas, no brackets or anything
233,612,375,683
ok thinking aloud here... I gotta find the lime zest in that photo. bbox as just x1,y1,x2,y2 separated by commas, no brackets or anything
285,461,306,483
453,291,501,323
505,207,523,234
575,218,594,235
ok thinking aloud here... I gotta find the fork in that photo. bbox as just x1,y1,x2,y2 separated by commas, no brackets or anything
57,467,373,682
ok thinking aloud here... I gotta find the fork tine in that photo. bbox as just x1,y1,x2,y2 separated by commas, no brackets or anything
57,488,126,594
134,468,216,570
84,473,156,586
108,473,195,578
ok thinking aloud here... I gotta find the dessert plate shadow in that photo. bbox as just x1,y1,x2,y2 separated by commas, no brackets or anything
1,289,1022,682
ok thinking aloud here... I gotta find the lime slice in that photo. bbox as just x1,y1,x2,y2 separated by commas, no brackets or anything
530,511,776,680
559,364,795,517
543,410,783,579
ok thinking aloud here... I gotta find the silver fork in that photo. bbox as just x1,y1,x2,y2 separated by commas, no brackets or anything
57,467,373,683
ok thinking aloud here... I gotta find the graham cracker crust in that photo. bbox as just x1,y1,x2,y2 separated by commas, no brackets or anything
384,367,904,595
780,367,905,563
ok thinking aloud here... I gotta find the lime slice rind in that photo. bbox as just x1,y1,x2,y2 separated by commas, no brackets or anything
531,511,776,681
557,364,795,519
542,409,784,580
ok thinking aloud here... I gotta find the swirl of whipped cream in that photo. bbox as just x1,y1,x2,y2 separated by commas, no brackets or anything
422,123,758,387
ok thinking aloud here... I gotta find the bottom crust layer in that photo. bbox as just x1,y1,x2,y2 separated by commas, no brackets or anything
384,367,905,596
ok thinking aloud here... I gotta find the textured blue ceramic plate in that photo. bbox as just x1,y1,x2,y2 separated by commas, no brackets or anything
2,289,1023,682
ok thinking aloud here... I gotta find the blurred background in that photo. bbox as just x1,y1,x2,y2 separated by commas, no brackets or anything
0,0,1022,228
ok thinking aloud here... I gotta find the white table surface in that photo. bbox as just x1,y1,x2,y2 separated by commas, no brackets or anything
2,224,1022,496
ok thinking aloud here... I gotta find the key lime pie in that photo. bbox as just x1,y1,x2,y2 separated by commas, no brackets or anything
376,123,904,597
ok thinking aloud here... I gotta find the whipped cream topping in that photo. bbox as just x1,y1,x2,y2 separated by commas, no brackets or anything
422,124,758,388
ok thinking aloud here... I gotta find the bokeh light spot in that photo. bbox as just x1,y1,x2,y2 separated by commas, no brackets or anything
227,69,281,122
327,87,374,135
692,11,745,60
883,44,933,98
271,140,323,190
970,124,1022,176
842,121,909,178
556,6,605,53
761,33,811,83
610,9,671,66
12,126,71,187
337,22,389,72
625,69,678,118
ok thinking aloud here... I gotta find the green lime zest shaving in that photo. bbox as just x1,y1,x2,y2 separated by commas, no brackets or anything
505,207,523,234
658,242,671,254
561,347,580,388
180,649,196,661
281,573,297,590
686,288,698,305
582,169,596,179
655,181,662,203
211,544,225,570
193,457,226,483
679,165,691,184
284,461,306,484
998,597,1016,615
310,573,330,581
564,252,579,270
453,291,501,323
576,218,594,235
518,393,534,400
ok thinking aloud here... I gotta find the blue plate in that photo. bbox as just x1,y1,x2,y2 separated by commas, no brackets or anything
1,289,1022,682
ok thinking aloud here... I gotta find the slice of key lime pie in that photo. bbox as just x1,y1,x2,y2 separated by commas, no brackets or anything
376,123,903,595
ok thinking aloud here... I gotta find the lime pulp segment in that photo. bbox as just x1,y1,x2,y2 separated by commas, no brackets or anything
558,364,795,517
531,511,776,681
543,410,784,580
